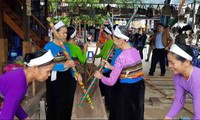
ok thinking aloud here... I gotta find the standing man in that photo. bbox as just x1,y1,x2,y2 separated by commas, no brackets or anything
137,30,147,60
148,23,173,76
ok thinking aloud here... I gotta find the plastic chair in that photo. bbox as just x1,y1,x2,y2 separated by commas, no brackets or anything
87,51,94,60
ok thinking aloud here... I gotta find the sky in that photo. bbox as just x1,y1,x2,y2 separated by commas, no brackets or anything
140,0,193,4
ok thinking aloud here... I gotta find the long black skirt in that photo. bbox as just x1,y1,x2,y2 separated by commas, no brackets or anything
46,69,76,120
110,80,145,120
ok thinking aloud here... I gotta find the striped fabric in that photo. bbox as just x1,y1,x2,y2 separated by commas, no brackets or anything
120,61,144,79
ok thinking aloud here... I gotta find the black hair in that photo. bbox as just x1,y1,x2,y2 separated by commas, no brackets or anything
178,28,183,34
24,49,53,67
164,25,170,29
158,23,164,27
182,24,192,31
171,44,194,63
113,24,118,30
164,0,171,4
103,26,112,35
153,29,157,33
66,26,76,41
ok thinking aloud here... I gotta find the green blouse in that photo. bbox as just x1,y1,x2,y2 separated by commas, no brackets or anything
65,42,87,64
95,39,114,59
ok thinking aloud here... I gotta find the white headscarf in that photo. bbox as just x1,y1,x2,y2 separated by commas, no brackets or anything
49,21,65,41
169,44,193,61
104,27,112,35
24,50,54,67
113,26,129,41
70,26,77,38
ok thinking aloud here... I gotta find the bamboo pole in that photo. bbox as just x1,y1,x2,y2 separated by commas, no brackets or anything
79,44,116,106
31,40,36,96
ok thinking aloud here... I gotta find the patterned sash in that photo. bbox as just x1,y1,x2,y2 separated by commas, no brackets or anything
119,61,144,79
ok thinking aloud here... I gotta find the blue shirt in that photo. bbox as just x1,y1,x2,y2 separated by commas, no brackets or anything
103,48,122,73
155,32,165,49
44,42,74,75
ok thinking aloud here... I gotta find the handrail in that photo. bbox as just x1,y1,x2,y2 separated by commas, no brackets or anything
32,15,46,30
16,0,46,30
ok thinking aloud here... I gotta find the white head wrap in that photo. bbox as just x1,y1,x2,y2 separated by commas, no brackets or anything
104,27,112,35
169,44,193,61
55,21,65,30
24,50,54,67
49,21,65,41
114,26,129,41
70,26,77,38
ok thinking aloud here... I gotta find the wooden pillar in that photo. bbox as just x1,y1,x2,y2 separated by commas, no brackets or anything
45,0,48,35
23,0,30,41
0,0,4,38
23,0,36,95
22,41,31,57
23,41,36,96
31,45,36,96
0,38,8,74
0,39,8,63
0,0,8,74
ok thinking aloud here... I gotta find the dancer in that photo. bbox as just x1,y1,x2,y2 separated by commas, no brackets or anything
65,26,88,64
0,49,54,119
165,44,200,119
44,21,76,120
94,26,145,119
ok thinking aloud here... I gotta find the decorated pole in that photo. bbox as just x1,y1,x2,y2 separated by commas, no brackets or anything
46,17,94,109
83,20,87,43
125,0,141,29
79,44,115,106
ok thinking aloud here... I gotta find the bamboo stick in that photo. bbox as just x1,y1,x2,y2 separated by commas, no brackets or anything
79,44,116,106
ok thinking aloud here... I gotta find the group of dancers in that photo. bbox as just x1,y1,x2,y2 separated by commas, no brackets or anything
0,20,200,120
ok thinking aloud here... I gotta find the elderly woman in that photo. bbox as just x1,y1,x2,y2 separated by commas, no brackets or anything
0,49,54,119
94,26,145,120
165,43,200,119
44,21,77,120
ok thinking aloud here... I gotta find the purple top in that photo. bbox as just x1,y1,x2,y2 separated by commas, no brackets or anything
166,66,200,119
0,68,28,120
101,47,141,86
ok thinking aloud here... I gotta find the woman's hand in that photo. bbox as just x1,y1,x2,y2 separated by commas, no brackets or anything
76,73,82,82
94,70,103,79
24,117,31,120
64,60,75,68
96,42,102,48
163,116,171,120
102,59,113,70
165,46,170,51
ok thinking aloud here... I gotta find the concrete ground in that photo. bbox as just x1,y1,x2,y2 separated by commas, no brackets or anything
27,44,194,119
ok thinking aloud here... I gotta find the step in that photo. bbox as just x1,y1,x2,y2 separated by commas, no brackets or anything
149,97,161,106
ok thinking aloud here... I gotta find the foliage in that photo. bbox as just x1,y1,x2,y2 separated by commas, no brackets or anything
51,16,71,25
75,14,109,26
